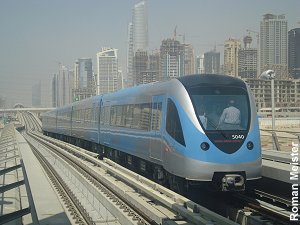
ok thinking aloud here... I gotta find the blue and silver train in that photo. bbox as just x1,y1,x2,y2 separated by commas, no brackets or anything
42,74,262,192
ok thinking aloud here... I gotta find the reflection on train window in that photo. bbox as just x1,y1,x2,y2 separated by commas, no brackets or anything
109,103,161,130
151,102,162,130
109,103,159,131
189,86,250,131
124,105,134,128
140,103,151,130
132,105,141,128
101,106,110,125
166,99,185,146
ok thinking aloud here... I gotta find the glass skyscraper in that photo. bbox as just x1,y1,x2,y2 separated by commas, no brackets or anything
74,58,93,89
96,48,120,95
204,50,220,74
132,0,148,52
288,28,300,79
127,0,148,87
260,14,288,78
73,58,94,101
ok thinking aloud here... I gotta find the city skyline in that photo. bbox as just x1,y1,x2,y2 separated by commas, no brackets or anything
1,0,300,107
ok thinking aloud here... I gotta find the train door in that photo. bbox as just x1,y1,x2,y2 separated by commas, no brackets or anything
149,95,163,161
55,110,58,132
101,101,111,147
97,99,102,143
70,106,73,136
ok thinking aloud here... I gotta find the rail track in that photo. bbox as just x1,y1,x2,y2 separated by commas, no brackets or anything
19,110,298,225
25,133,94,225
233,191,293,224
23,129,238,225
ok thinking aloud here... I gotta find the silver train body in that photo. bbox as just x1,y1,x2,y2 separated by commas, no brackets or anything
42,74,262,191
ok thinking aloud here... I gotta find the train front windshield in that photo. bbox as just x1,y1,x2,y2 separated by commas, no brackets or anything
189,86,250,131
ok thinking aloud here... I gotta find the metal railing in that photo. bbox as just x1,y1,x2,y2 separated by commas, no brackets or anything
260,128,300,151
0,124,39,224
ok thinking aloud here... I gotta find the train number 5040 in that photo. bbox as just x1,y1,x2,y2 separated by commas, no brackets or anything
232,134,245,140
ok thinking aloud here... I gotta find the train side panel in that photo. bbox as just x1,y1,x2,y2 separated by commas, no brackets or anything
42,74,262,189
71,96,99,143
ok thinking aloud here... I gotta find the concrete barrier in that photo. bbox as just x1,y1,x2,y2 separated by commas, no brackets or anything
259,117,300,129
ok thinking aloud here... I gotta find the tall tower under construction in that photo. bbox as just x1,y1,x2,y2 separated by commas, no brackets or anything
238,36,258,79
160,39,185,80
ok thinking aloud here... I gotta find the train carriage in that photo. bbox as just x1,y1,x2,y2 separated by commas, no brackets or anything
42,74,262,192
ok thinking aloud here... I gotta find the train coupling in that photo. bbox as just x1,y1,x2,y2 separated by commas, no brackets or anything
212,172,245,191
221,174,245,191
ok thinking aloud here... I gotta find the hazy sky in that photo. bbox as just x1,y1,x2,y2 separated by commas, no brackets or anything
1,0,299,107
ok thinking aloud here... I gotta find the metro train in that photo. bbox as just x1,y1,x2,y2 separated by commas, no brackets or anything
42,74,262,192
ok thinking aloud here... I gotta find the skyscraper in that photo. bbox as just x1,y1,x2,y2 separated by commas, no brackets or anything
204,50,220,74
127,0,148,87
52,65,73,107
288,28,300,79
224,38,241,77
195,55,204,74
133,50,159,85
133,50,148,85
74,58,93,89
260,14,288,79
127,22,134,87
132,0,148,52
183,43,195,75
238,35,258,79
96,48,120,95
73,58,94,101
160,39,185,80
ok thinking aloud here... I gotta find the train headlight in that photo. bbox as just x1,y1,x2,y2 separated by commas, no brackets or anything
247,141,254,150
200,142,210,151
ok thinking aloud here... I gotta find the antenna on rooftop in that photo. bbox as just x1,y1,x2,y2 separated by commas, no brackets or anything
174,25,177,40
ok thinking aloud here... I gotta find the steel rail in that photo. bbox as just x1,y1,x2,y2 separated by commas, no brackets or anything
29,131,238,225
24,133,94,225
27,131,154,225
234,192,292,224
253,189,292,207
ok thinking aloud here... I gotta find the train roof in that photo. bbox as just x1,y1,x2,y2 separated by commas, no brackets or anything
177,74,247,89
43,74,247,115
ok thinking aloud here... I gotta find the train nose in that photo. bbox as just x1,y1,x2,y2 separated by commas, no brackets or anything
221,174,245,191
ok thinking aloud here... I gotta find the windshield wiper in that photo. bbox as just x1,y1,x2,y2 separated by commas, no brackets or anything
204,118,228,139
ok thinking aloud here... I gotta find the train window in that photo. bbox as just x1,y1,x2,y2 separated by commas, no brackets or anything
82,109,85,121
115,106,123,126
189,86,250,131
86,108,91,122
166,99,185,146
132,105,141,129
120,105,127,126
104,106,110,124
93,106,99,124
109,103,151,130
101,105,110,125
151,102,162,130
110,106,117,126
84,109,87,121
140,103,151,130
79,109,82,121
85,109,88,121
125,105,134,128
